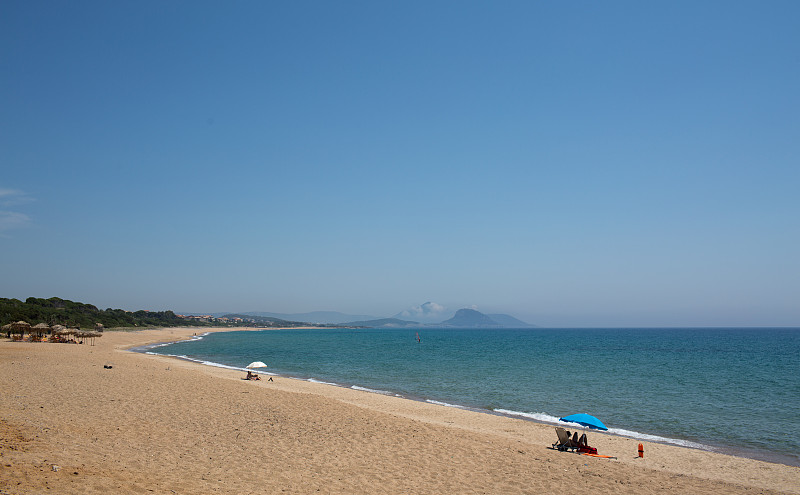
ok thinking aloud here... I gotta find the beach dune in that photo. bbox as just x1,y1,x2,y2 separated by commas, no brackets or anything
1,327,798,494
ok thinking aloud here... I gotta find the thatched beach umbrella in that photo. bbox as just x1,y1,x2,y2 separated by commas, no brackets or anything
32,322,50,334
75,329,102,345
50,325,67,341
62,328,78,342
86,330,102,346
11,321,31,336
29,323,49,341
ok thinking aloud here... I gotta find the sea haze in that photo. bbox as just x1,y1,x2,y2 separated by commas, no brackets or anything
147,327,800,466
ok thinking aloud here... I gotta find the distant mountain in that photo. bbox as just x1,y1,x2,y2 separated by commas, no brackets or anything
199,307,535,328
240,311,380,325
486,314,535,328
345,318,420,328
440,309,502,328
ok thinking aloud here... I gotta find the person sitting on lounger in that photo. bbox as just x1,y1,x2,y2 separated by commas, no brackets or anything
553,428,580,451
245,371,261,380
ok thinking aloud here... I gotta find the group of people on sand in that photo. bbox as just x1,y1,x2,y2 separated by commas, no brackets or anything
566,430,589,447
244,371,272,382
561,429,598,454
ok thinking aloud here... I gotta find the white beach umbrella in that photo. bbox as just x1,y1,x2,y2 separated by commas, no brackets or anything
246,361,268,369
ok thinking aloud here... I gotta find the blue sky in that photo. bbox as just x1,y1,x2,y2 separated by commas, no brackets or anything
2,1,798,326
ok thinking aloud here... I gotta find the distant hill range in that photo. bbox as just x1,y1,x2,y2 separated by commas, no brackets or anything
4,298,534,330
219,314,320,327
232,311,379,325
345,309,534,328
206,308,535,328
344,318,420,328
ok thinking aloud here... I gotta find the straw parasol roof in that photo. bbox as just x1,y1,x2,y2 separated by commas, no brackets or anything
51,325,70,337
10,321,31,334
87,330,102,345
76,329,102,345
32,322,51,334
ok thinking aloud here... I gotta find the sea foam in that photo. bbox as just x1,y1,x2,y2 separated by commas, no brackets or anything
426,399,468,409
307,378,339,386
351,385,394,396
493,409,562,423
606,427,708,450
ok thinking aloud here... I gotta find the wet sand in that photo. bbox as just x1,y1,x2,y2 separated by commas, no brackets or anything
1,327,798,494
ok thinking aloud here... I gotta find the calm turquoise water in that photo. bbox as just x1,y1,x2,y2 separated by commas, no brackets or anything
146,327,800,466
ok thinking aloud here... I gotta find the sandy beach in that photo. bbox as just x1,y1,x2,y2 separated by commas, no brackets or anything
1,327,798,494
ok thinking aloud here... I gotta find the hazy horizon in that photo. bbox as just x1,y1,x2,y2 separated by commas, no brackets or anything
3,2,798,328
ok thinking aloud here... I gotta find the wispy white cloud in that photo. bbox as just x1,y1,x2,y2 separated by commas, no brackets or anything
0,188,33,207
0,189,33,234
0,211,31,233
397,301,448,318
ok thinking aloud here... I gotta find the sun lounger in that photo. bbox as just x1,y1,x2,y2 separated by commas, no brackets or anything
553,427,601,454
552,427,580,452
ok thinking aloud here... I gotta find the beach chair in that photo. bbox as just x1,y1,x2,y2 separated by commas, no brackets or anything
552,427,579,452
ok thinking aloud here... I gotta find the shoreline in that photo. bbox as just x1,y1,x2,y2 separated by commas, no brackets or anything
145,343,727,457
2,326,798,494
142,327,798,468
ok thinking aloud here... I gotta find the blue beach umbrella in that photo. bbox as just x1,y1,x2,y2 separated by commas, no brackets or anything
559,413,608,431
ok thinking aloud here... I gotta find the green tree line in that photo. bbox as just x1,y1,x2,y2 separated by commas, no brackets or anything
0,297,212,329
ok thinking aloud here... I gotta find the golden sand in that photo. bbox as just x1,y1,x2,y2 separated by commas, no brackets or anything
1,327,798,494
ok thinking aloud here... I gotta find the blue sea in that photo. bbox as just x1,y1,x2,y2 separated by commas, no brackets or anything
144,327,800,466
